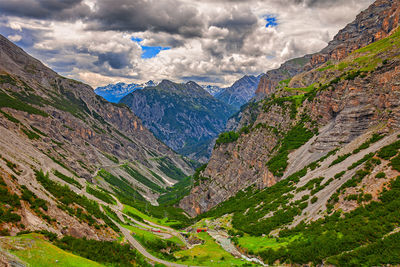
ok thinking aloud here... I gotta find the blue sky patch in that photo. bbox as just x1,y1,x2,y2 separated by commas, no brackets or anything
131,37,143,43
131,37,170,59
264,15,278,28
141,46,170,59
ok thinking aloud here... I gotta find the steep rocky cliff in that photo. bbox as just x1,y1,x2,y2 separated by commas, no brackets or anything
120,80,236,162
180,0,400,217
215,75,261,111
0,34,194,238
255,0,400,98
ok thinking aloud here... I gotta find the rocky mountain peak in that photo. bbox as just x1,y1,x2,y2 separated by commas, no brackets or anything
120,79,236,162
215,74,261,110
255,0,400,98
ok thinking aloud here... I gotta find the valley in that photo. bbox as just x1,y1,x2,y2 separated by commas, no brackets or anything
1,0,400,266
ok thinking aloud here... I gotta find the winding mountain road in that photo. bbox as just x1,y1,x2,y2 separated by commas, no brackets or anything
117,224,192,267
108,201,199,267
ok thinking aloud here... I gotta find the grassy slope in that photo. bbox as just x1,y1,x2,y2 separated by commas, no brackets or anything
0,234,104,267
123,204,181,227
237,234,299,254
174,232,245,267
123,223,184,246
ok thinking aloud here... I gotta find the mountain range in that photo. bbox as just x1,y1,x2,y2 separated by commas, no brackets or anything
119,80,236,162
94,80,157,103
95,74,261,162
215,74,261,110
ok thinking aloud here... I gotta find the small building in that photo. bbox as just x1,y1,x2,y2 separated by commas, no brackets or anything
196,228,207,233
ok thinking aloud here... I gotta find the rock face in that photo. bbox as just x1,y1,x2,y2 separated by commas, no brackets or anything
120,80,236,162
180,0,400,217
307,0,400,68
0,34,194,237
94,80,156,103
255,0,400,98
255,56,311,97
215,75,261,111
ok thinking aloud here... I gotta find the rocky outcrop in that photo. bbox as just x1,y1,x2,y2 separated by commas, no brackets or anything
307,0,400,69
120,80,236,162
255,56,311,97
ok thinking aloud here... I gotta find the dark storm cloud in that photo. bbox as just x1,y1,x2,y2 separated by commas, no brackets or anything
94,51,133,69
205,7,258,57
290,0,366,8
0,0,90,20
181,75,225,84
87,0,205,38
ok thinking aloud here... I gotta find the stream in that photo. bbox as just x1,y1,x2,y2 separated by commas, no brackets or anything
207,230,267,266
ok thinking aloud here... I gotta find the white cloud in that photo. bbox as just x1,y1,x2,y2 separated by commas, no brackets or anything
7,34,22,42
0,0,374,88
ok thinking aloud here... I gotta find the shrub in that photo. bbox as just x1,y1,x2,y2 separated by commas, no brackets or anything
86,186,115,205
347,153,375,170
334,171,346,179
53,170,82,189
215,131,239,145
267,123,314,177
375,172,386,179
377,140,400,160
311,196,318,204
330,153,351,167
55,236,150,266
390,155,400,172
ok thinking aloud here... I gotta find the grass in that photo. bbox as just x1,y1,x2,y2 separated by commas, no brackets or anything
1,234,105,267
125,223,183,246
101,151,119,164
0,110,20,123
237,234,297,254
284,83,315,93
122,164,165,193
123,205,161,225
86,186,116,205
124,223,158,241
174,232,245,266
123,204,183,228
21,128,40,140
155,157,187,181
0,92,48,117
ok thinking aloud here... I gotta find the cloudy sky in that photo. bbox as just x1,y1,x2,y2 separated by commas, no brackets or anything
0,0,374,88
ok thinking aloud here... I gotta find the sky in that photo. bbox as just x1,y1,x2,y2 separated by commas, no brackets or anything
0,0,374,88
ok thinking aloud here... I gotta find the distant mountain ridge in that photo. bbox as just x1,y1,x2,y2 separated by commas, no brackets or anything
94,80,157,102
201,84,223,96
120,80,236,162
215,75,261,110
